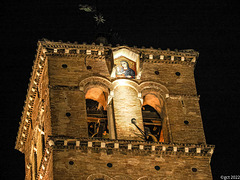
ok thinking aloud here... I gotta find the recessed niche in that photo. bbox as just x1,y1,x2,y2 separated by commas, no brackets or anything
87,65,92,70
155,71,159,75
62,64,68,68
69,161,74,165
184,120,189,125
66,112,71,117
107,163,112,168
155,166,160,171
175,72,181,76
192,168,197,172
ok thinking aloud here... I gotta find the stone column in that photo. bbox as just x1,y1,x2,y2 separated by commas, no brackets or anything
107,101,116,139
113,82,144,140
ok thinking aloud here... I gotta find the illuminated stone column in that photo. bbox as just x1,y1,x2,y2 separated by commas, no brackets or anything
112,80,144,140
107,100,116,139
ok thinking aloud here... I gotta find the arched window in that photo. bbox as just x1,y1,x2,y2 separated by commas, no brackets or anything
85,88,109,138
142,94,164,142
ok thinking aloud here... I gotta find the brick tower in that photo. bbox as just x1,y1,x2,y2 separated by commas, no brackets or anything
15,39,214,179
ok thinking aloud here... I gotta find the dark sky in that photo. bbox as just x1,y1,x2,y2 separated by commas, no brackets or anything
1,1,240,179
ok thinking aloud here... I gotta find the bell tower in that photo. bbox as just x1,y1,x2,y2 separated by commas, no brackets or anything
15,39,214,179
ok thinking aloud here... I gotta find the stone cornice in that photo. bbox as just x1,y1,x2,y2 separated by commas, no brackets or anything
50,136,214,157
143,59,195,66
40,38,108,51
15,42,48,153
39,39,199,58
169,94,200,100
39,39,199,65
30,136,214,180
48,85,79,91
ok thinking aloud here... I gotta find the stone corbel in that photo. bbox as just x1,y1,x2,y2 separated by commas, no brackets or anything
42,48,47,54
79,86,84,92
40,55,44,61
65,49,69,53
165,93,169,98
48,140,55,147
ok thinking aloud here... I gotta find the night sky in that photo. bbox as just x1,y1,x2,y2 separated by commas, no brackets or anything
1,1,240,179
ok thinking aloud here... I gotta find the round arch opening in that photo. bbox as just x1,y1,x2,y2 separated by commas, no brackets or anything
85,87,109,139
142,93,165,142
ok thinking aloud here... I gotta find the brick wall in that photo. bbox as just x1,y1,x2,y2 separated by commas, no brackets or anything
48,56,111,87
141,62,197,95
166,96,206,144
52,149,212,180
49,88,88,138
